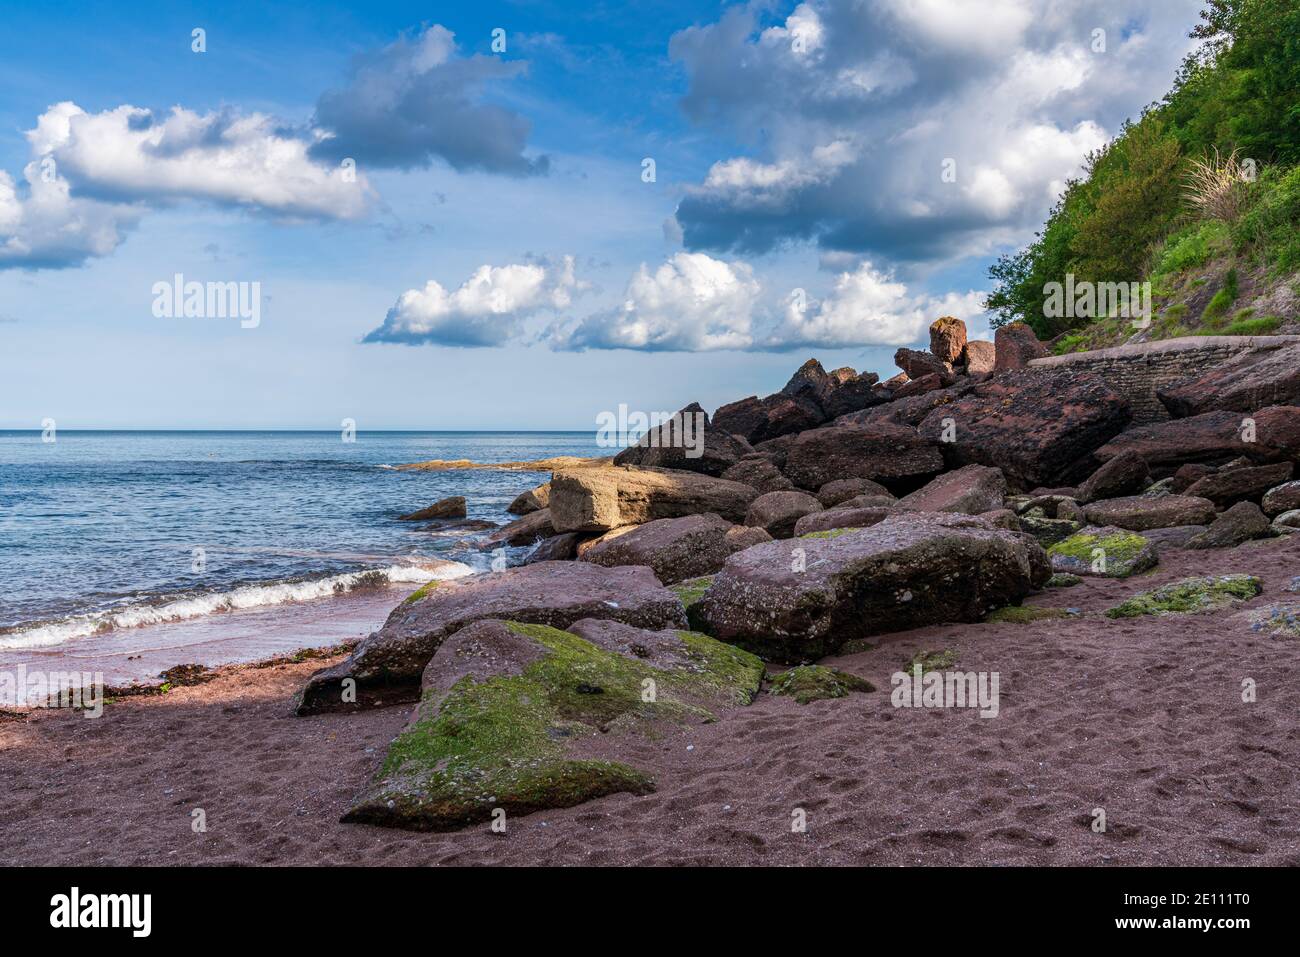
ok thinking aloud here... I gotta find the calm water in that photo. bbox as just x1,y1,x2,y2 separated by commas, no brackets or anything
0,430,601,650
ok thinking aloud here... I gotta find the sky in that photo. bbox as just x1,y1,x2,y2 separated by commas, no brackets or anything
0,0,1207,429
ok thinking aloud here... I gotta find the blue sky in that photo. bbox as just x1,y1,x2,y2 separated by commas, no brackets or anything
0,0,1204,428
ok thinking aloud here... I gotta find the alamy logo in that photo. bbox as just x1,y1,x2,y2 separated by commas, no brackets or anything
1043,273,1151,328
50,887,151,937
0,665,103,718
152,274,261,328
891,665,1000,718
595,404,705,458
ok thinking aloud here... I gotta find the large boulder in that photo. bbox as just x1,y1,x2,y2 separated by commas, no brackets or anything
929,316,967,364
916,369,1131,490
1083,494,1217,531
898,464,1006,514
816,477,893,507
341,618,763,831
692,511,1049,661
580,513,770,584
894,347,954,381
819,371,886,419
612,403,753,477
1046,526,1158,578
1158,342,1300,417
398,496,467,521
892,373,951,399
1186,502,1272,549
713,393,825,444
792,506,893,537
1262,480,1300,516
994,322,1047,371
507,483,550,515
744,490,824,538
296,562,687,714
963,340,996,375
781,421,945,492
1094,411,1259,469
548,465,759,533
479,508,558,548
1184,461,1294,507
1077,450,1150,503
720,455,794,493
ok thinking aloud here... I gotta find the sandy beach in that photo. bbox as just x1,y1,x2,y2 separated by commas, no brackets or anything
4,535,1295,867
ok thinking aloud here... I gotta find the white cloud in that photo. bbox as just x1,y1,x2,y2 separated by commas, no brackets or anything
0,159,140,269
365,256,585,346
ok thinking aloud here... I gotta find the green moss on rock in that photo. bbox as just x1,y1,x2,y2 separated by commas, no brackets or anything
402,580,441,604
903,649,957,674
1046,573,1083,588
344,621,763,831
768,665,875,704
1105,575,1262,619
1048,528,1156,578
670,575,713,610
984,605,1072,624
798,526,862,540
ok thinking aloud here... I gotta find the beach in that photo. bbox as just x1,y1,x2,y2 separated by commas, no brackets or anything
4,535,1296,867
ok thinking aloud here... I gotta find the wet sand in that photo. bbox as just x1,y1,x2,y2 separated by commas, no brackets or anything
2,537,1297,866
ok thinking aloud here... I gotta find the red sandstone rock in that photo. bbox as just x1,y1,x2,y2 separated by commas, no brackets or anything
929,316,967,364
994,322,1048,371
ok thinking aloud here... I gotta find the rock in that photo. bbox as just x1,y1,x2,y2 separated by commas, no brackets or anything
693,511,1049,661
898,464,1006,514
891,372,951,399
1105,575,1262,618
1094,411,1265,470
1262,480,1300,516
522,532,583,563
341,619,763,831
769,665,874,704
994,322,1047,371
548,465,759,533
1185,502,1272,549
835,382,971,429
478,508,559,548
916,369,1131,490
1016,495,1080,520
819,371,885,419
720,456,794,494
1083,494,1217,531
1158,342,1300,417
1241,602,1300,637
882,372,910,391
781,421,944,492
1171,463,1217,493
816,478,893,508
894,347,954,380
612,403,753,477
1250,405,1300,460
1140,525,1210,550
929,316,967,364
1077,450,1150,503
978,508,1020,530
713,393,825,444
744,490,824,538
792,506,894,537
507,484,550,515
296,562,688,714
1184,462,1294,507
1047,527,1158,578
580,513,770,584
963,340,996,375
398,496,467,521
574,526,636,557
780,358,834,402
836,493,898,509
1017,514,1082,547
1274,509,1300,529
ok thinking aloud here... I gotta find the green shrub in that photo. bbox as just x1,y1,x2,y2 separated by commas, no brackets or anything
1235,165,1300,274
1152,220,1231,278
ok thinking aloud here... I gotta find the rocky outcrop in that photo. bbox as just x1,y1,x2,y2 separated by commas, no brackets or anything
1158,342,1300,417
994,322,1047,371
692,511,1049,661
1183,462,1294,507
341,619,763,831
720,455,794,493
296,562,688,714
898,464,1006,514
579,513,769,584
548,465,759,533
781,421,944,492
398,496,467,521
1082,494,1217,531
916,370,1131,490
1077,450,1150,503
744,490,823,538
612,403,753,477
929,316,967,364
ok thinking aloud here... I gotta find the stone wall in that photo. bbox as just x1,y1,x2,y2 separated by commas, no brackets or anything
1028,335,1300,424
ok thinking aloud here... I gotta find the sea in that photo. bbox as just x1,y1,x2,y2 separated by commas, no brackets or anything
0,430,602,693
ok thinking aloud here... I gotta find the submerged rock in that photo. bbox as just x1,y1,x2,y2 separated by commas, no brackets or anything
398,496,467,521
341,619,763,831
692,511,1049,661
296,562,687,714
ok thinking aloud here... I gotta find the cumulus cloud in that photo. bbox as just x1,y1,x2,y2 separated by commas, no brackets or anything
669,0,1204,261
310,25,547,176
364,256,584,346
544,253,987,352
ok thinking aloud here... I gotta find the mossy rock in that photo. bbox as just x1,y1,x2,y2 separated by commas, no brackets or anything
768,665,874,705
1245,603,1300,639
402,579,442,604
1048,527,1157,579
1046,572,1083,588
984,605,1073,624
798,526,863,540
903,649,957,674
1105,575,1262,619
670,575,712,610
1018,515,1082,548
343,620,763,831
